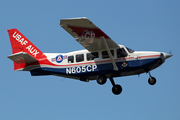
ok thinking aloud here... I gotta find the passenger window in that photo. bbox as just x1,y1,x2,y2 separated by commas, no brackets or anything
102,50,114,59
87,52,99,61
68,56,74,63
76,54,84,62
117,48,127,58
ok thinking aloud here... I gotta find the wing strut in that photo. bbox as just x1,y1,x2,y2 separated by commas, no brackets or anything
101,36,118,71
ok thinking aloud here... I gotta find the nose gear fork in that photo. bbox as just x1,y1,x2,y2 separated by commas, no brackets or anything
109,77,122,95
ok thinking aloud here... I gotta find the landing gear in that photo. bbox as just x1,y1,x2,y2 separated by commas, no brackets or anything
148,72,156,85
96,75,107,85
97,75,122,95
112,85,122,95
109,77,122,95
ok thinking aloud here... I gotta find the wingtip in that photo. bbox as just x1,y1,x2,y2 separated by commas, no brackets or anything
61,17,88,20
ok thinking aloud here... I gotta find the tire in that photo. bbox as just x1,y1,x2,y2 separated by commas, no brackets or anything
112,84,122,95
97,75,107,85
148,77,156,85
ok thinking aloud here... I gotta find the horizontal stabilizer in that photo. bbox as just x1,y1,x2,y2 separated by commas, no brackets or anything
7,52,37,64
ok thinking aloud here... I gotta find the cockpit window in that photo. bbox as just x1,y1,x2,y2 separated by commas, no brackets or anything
117,48,127,58
126,47,134,53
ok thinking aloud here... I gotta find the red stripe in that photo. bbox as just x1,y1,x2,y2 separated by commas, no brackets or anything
40,55,160,67
137,55,160,59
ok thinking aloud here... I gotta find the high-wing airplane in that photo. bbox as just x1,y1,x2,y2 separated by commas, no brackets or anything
7,17,172,95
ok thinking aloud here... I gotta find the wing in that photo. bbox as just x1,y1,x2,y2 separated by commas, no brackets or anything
60,17,119,51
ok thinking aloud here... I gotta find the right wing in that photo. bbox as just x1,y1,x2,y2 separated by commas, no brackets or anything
60,17,119,52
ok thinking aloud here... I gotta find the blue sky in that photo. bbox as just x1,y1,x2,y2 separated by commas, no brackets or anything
1,0,180,119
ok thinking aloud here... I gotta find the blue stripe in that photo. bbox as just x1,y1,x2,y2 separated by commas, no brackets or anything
30,58,163,78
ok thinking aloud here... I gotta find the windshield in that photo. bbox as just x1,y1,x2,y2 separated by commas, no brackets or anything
126,47,135,53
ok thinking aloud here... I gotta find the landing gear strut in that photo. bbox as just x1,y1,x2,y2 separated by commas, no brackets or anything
148,72,156,85
109,77,122,95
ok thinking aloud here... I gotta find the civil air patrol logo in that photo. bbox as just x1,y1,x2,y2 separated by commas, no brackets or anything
122,62,128,67
52,55,67,63
82,30,95,38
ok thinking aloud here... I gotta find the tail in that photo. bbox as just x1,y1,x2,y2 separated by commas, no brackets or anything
7,28,46,70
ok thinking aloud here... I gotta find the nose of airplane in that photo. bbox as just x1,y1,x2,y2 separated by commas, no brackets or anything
164,53,173,59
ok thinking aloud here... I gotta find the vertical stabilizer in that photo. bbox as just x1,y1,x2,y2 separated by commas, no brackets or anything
7,28,45,59
7,28,46,70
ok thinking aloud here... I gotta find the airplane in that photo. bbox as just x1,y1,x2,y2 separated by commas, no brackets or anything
7,17,172,95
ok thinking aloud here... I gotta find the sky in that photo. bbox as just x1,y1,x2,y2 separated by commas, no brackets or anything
0,0,180,120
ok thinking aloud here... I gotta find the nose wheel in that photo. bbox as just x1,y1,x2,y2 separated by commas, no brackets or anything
148,72,156,85
109,77,122,95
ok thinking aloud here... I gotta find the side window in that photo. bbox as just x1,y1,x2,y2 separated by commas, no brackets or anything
102,50,114,59
117,48,127,58
76,54,84,62
68,56,74,63
87,52,99,61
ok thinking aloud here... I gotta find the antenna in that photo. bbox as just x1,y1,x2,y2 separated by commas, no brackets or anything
169,50,172,54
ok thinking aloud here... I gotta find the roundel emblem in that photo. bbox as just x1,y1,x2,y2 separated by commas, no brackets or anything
51,55,67,63
56,55,63,63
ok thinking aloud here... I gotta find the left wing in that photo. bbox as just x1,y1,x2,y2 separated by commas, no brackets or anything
60,17,119,52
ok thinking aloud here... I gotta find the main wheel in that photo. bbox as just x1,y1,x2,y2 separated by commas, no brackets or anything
97,75,107,85
112,84,122,95
148,77,156,85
